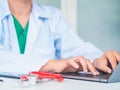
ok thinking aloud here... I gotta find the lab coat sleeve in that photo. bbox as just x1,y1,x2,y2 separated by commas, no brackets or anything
54,10,103,62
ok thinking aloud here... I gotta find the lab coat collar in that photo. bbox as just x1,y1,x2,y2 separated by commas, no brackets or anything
24,13,41,54
0,0,11,21
32,0,50,19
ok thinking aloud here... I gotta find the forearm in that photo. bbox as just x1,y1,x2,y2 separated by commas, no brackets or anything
39,59,67,73
39,60,56,72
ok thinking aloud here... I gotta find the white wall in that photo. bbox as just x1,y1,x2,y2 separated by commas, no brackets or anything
61,0,77,30
77,0,120,52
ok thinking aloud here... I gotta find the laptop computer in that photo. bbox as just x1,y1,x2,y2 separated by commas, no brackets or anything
61,63,120,83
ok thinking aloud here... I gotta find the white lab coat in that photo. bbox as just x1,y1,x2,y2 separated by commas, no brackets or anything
0,0,103,73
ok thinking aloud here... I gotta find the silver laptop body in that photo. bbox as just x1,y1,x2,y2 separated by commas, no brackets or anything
61,63,120,83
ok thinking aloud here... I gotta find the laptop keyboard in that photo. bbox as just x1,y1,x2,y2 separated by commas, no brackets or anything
62,72,111,80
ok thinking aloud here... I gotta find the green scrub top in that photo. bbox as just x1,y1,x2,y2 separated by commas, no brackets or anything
12,15,29,54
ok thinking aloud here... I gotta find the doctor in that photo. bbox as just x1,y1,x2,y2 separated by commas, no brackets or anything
0,0,120,75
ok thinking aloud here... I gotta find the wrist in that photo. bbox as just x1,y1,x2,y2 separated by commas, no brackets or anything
39,60,56,72
49,60,66,73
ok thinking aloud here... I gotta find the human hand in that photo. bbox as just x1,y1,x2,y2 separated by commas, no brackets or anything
40,56,99,75
93,50,120,74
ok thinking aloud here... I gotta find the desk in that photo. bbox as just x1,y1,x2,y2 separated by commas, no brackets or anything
0,78,120,90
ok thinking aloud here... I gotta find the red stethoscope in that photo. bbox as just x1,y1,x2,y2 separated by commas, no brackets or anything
19,71,64,85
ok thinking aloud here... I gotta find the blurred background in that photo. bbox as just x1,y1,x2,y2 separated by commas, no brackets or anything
36,0,120,52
